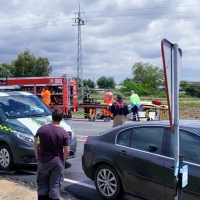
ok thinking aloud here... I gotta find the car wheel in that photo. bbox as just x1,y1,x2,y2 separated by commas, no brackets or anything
94,164,124,200
0,144,14,170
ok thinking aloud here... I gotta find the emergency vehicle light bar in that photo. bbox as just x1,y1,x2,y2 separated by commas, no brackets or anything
0,85,20,90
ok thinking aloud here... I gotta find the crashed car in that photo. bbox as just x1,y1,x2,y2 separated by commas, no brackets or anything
126,102,157,121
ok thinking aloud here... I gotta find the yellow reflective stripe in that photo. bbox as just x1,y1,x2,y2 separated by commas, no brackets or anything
0,124,14,132
28,118,41,127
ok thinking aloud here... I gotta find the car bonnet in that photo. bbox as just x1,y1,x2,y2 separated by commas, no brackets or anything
6,116,72,136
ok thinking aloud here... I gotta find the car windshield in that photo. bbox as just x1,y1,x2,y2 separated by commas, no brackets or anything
0,94,52,118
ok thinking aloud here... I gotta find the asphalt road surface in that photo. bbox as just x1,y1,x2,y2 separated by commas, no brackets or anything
62,118,142,200
0,119,143,200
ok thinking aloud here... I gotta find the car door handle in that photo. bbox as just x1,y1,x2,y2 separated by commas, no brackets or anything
167,166,174,169
119,150,127,156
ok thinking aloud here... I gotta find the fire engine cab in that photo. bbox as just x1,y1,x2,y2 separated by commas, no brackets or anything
0,76,78,118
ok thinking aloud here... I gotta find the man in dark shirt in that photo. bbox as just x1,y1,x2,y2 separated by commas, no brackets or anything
110,94,129,127
34,108,70,200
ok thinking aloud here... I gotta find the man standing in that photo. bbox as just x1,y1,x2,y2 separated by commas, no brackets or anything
41,86,51,106
34,108,70,200
130,90,141,121
110,94,129,127
82,89,92,119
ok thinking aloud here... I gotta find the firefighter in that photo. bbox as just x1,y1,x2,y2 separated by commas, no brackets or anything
82,89,92,119
41,86,51,106
104,90,114,104
103,90,114,119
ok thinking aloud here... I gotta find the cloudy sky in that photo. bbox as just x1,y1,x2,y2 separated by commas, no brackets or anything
0,0,199,84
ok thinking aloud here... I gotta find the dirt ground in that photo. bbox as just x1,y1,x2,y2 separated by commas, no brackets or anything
0,179,78,200
0,179,37,200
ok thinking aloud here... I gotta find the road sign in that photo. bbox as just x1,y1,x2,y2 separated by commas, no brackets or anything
161,39,182,132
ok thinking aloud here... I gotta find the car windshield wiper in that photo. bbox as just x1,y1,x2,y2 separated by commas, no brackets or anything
30,114,46,117
8,116,18,119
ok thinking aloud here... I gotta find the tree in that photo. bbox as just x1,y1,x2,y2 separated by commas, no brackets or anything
185,83,200,98
35,57,52,76
132,62,164,94
12,49,52,77
96,76,116,89
83,79,95,88
107,77,115,89
180,80,189,91
119,79,150,96
0,64,13,77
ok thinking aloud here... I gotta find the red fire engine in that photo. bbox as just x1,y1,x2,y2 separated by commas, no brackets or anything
1,76,78,118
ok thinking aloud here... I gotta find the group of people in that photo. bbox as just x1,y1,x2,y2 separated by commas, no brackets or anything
107,90,141,127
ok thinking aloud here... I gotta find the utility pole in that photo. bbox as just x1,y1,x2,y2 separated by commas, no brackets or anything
73,5,85,100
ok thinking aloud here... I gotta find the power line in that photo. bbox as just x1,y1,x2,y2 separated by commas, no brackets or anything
0,21,73,33
0,2,70,21
84,4,200,13
1,2,200,29
9,0,200,13
0,15,199,33
0,18,72,31
17,0,68,12
85,10,200,18
1,2,200,34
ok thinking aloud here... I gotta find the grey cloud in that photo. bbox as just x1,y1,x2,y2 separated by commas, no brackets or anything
0,0,200,83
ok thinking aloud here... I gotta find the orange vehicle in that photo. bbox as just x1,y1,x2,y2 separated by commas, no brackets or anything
1,76,78,118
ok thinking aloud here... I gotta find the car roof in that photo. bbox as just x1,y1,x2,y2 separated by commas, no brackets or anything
115,120,200,135
0,91,34,97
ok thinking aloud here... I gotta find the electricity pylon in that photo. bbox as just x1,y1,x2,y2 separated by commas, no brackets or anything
73,5,85,100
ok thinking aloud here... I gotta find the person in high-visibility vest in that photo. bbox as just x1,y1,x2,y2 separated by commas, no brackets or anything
41,86,51,106
104,90,114,104
103,90,114,118
130,90,140,121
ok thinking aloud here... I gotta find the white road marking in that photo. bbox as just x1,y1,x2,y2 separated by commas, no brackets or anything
64,178,96,189
76,135,88,138
19,170,37,175
77,139,86,142
76,135,88,142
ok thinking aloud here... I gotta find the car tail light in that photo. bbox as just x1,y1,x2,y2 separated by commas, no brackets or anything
84,136,90,144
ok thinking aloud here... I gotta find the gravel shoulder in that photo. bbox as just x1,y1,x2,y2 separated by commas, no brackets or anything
0,177,79,200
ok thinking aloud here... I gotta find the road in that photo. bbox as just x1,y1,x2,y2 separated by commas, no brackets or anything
60,119,142,200
0,119,142,200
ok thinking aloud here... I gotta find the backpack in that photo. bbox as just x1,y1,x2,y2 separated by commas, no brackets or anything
115,101,124,109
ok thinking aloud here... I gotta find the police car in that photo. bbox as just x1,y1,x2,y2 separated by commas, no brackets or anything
0,88,77,170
